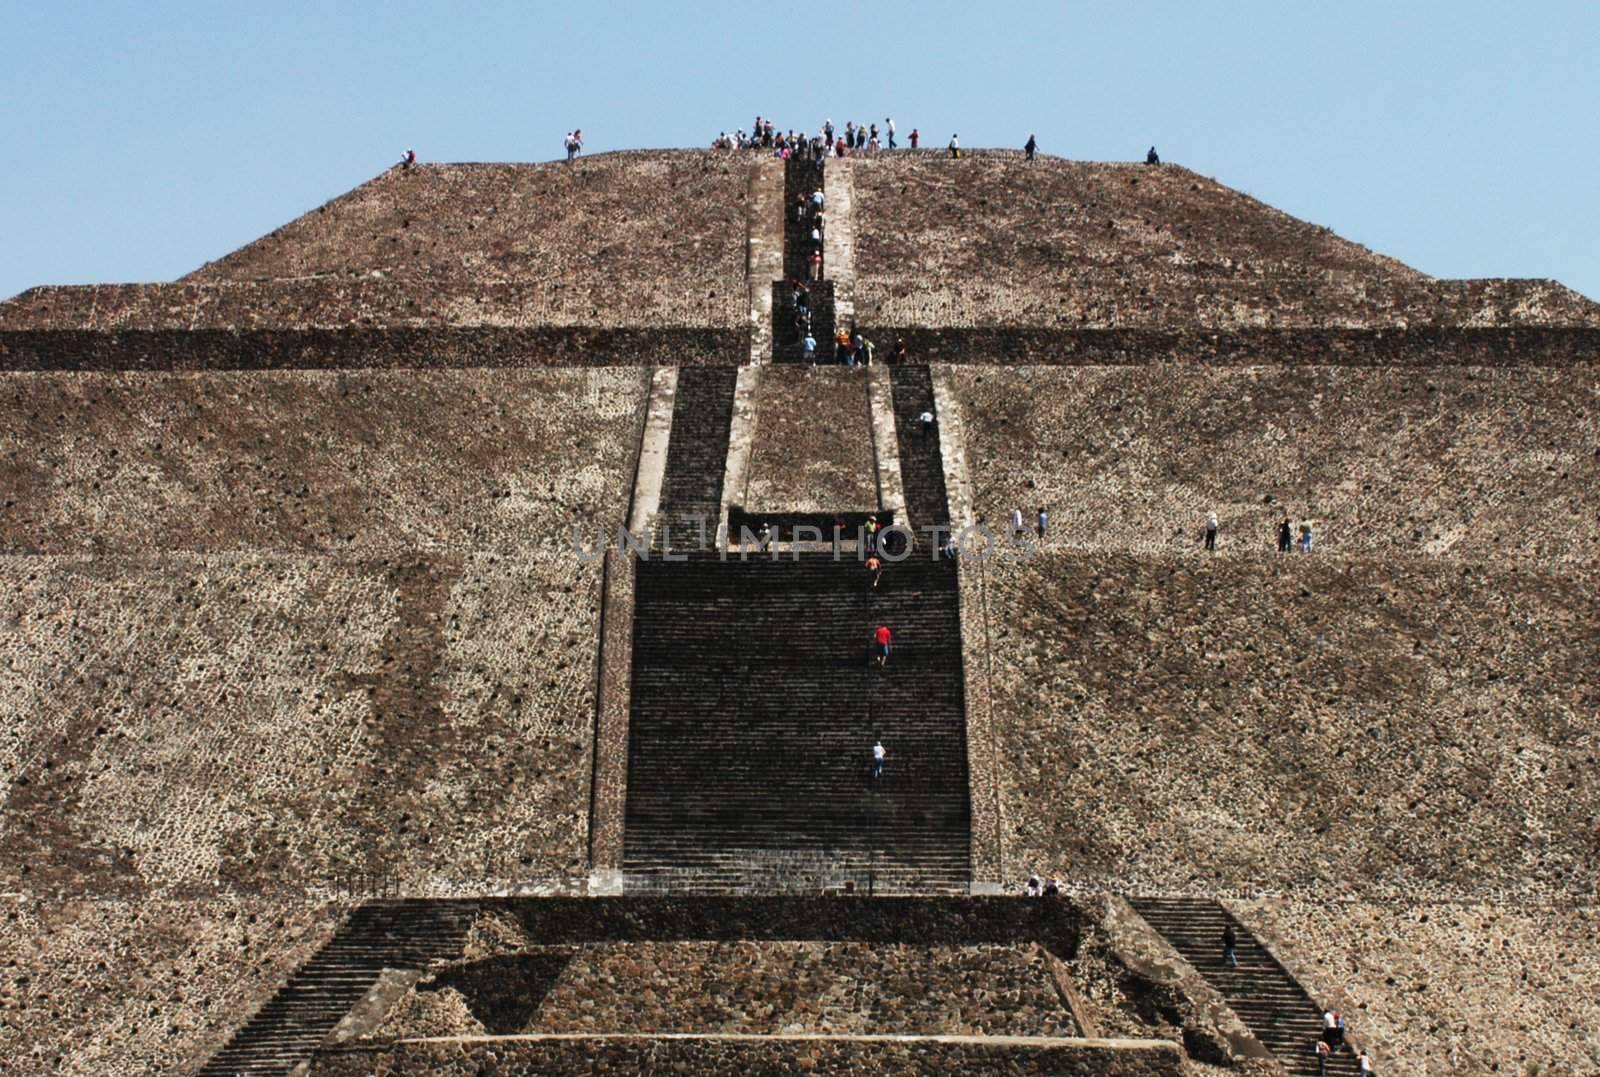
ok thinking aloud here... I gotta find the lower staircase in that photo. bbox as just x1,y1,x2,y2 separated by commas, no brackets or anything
1127,898,1360,1076
623,552,971,893
655,367,738,550
199,900,474,1076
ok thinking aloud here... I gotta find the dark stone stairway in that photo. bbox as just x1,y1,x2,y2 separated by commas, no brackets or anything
622,552,972,893
655,366,738,551
198,901,474,1076
889,366,952,534
1127,898,1361,1076
774,156,834,363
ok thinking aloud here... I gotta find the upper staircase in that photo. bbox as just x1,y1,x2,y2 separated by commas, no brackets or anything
773,157,835,363
655,366,738,550
889,366,952,534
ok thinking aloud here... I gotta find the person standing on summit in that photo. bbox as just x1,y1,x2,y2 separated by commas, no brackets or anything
885,116,896,148
948,133,961,158
1024,133,1038,160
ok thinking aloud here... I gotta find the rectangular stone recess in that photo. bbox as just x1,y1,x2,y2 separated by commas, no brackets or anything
743,366,879,513
311,1034,1184,1076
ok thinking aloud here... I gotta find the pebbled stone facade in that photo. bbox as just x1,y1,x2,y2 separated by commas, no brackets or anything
943,364,1600,564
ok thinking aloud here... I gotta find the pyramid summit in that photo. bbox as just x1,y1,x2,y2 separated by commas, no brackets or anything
1,148,1596,1075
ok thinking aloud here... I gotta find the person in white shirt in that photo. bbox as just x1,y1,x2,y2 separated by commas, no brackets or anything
871,741,886,780
1010,507,1024,539
886,117,896,149
1205,510,1218,551
1036,508,1048,540
919,409,934,437
949,134,961,158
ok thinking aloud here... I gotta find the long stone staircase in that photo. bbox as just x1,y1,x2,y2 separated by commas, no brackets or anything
773,157,835,362
888,365,951,534
622,552,972,893
654,366,738,550
1127,898,1361,1075
198,900,474,1076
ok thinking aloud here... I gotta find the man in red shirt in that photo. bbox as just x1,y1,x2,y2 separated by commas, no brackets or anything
874,624,892,667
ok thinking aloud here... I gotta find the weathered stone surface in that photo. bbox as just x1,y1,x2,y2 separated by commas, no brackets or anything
375,941,1076,1038
0,368,648,552
1233,898,1600,1076
945,364,1600,562
0,897,339,1074
979,552,1599,900
313,1033,1186,1076
743,367,879,514
187,154,749,327
0,553,598,894
853,155,1600,329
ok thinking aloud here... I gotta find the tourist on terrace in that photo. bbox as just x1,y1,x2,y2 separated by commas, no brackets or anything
949,134,961,158
886,117,896,149
1205,511,1219,551
872,740,886,779
1025,875,1042,897
399,148,416,170
873,625,893,667
1222,923,1238,967
1147,145,1161,164
1043,877,1060,897
1037,508,1048,540
1010,507,1025,540
1299,521,1314,553
1278,517,1294,554
893,338,909,365
1025,134,1038,161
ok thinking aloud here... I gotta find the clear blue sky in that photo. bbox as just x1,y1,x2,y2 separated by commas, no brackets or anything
3,0,1596,301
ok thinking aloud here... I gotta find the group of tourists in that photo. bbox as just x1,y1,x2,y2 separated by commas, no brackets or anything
715,115,916,157
1185,512,1315,553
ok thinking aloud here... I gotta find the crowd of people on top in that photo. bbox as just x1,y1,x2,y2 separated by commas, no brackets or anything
713,115,913,157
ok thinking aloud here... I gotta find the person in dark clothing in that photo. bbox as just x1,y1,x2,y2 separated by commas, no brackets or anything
1024,133,1038,160
1146,145,1160,164
1278,517,1293,554
1222,924,1238,967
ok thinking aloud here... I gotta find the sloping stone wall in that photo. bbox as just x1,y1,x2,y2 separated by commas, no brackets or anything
0,325,744,370
944,364,1600,563
1231,898,1600,1076
978,551,1599,901
0,897,341,1074
851,155,1600,329
0,368,647,553
0,553,598,895
186,155,749,328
